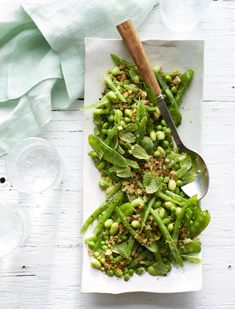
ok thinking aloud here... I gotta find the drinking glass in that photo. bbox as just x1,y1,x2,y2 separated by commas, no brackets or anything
0,202,29,259
160,0,211,32
5,137,63,194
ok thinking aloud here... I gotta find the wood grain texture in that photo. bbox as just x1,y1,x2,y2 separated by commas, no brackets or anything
0,1,235,308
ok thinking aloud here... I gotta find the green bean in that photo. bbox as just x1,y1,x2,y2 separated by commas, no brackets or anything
116,207,148,244
189,210,211,238
88,134,127,168
160,72,179,78
141,196,156,230
172,196,198,241
82,91,113,110
164,190,187,205
155,73,175,106
150,209,183,267
179,239,201,255
191,202,202,219
155,72,182,126
175,68,194,106
80,202,107,234
110,53,133,69
105,182,122,196
156,191,185,206
103,74,126,103
116,207,158,253
183,208,193,226
93,190,123,236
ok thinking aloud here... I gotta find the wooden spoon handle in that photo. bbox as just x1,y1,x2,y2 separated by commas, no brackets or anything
116,20,161,95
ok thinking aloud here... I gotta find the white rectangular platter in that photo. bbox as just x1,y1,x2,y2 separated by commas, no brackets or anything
81,38,204,294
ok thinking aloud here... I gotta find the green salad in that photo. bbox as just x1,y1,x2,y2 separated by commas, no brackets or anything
81,54,210,281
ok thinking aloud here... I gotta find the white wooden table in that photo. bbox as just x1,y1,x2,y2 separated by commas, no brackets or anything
1,1,235,308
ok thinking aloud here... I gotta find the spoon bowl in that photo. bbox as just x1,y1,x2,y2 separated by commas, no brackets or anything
181,149,209,199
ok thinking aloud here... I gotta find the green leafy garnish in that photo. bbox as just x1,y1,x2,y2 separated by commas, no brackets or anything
131,144,150,160
119,131,136,144
112,237,135,259
126,159,140,170
143,171,162,194
147,262,171,276
181,255,201,263
109,166,132,178
180,155,192,170
125,123,138,132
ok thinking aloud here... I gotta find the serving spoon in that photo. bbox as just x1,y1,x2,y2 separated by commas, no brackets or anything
117,20,209,199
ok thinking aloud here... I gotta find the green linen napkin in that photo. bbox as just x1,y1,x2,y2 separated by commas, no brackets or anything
0,0,157,155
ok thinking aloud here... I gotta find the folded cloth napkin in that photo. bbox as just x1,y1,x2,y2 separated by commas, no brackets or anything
0,0,157,155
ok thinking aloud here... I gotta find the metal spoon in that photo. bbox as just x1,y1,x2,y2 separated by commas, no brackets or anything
117,20,209,199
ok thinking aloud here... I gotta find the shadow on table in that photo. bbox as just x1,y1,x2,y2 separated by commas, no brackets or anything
85,291,199,309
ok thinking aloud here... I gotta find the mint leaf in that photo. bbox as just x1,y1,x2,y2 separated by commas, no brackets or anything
116,167,132,178
129,67,139,79
112,236,134,259
125,123,138,132
126,159,140,170
176,167,188,178
148,262,171,276
131,144,150,160
143,171,162,194
140,136,154,154
108,166,132,178
180,155,192,170
182,170,196,185
119,131,136,144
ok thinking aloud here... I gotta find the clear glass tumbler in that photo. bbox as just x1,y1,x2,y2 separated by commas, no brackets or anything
160,0,211,32
0,202,29,259
5,137,63,194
